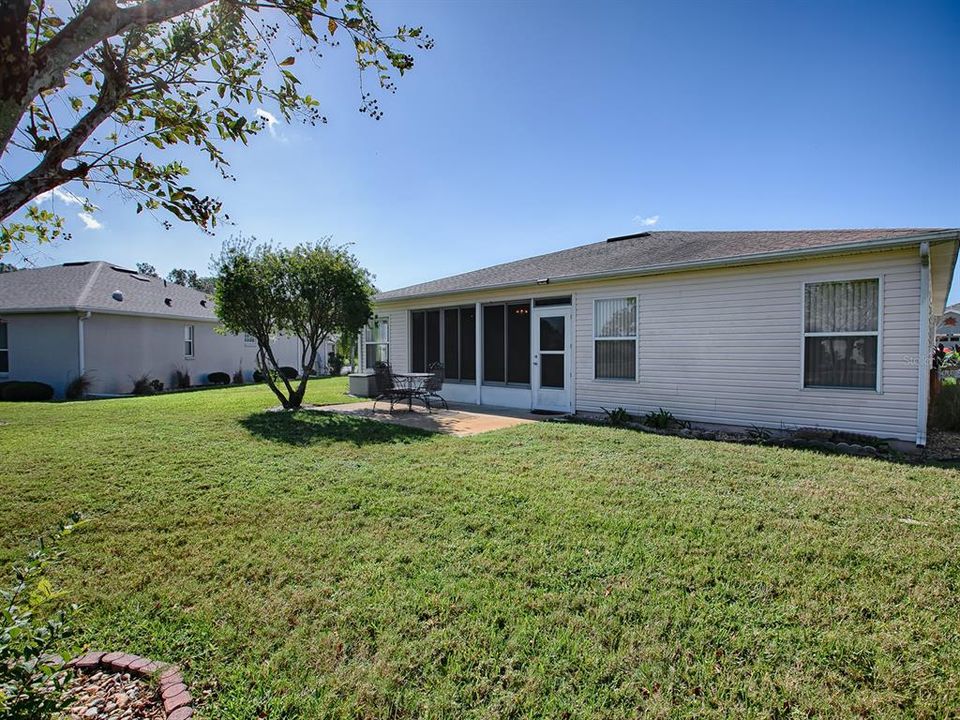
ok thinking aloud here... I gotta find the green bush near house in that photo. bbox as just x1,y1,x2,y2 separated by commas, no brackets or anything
0,381,54,402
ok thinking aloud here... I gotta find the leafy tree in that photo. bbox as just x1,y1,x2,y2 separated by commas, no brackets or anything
0,0,432,258
213,237,372,408
0,263,18,273
167,267,215,293
135,261,158,277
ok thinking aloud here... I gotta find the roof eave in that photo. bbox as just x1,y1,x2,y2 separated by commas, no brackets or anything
0,306,220,322
375,230,960,305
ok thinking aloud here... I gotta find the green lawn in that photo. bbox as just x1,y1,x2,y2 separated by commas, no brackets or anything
2,378,960,718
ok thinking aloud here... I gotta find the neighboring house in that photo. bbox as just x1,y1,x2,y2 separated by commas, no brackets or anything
366,229,960,446
0,261,329,397
936,302,960,350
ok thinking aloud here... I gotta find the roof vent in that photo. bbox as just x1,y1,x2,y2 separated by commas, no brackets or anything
200,299,207,307
110,265,135,273
112,290,123,302
62,261,90,267
131,274,151,282
607,231,651,243
164,298,172,306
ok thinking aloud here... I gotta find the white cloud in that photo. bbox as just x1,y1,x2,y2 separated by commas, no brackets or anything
256,108,279,137
34,187,86,206
632,214,660,227
77,212,103,230
35,187,103,230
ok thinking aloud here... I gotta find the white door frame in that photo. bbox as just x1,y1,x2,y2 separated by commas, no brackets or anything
531,305,574,412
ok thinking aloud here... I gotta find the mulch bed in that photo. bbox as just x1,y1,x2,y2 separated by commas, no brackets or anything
921,429,960,461
61,669,164,720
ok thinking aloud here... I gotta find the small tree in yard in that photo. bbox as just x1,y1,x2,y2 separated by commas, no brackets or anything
214,238,372,409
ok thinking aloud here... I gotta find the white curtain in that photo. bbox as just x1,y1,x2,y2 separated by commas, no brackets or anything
804,280,878,333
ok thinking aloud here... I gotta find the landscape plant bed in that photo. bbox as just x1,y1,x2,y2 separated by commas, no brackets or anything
559,412,895,458
65,652,194,719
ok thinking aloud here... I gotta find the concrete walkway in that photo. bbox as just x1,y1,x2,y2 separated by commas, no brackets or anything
315,400,545,436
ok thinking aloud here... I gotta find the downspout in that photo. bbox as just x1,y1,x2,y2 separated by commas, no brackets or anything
77,311,91,377
917,242,931,447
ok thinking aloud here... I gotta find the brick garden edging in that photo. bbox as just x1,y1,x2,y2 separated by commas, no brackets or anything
67,651,196,720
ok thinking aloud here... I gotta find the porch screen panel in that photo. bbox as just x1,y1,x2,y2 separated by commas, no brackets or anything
460,307,477,380
411,311,426,372
426,310,441,368
803,279,879,389
483,305,505,382
506,303,531,384
444,309,460,380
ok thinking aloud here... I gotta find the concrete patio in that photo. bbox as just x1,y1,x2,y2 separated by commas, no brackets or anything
314,400,552,436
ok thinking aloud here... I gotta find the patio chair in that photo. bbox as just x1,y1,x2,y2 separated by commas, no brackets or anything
423,362,448,411
372,361,407,411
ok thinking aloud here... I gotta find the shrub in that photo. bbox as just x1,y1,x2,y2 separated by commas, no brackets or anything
64,373,91,400
0,514,86,720
642,407,680,430
931,384,960,431
232,368,244,385
132,375,163,395
602,407,631,427
207,371,230,385
0,381,55,402
173,368,191,390
253,368,265,383
328,352,344,377
279,366,298,379
943,376,957,386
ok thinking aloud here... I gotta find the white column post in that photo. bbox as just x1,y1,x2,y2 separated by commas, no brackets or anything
917,242,931,447
475,302,482,405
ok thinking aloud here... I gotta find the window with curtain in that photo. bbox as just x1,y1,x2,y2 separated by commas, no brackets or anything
410,307,476,380
364,317,389,369
184,325,195,358
803,279,879,389
0,321,8,373
594,297,637,380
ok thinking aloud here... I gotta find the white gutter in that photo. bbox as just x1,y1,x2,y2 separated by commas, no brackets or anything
917,242,931,447
77,311,91,376
376,230,960,305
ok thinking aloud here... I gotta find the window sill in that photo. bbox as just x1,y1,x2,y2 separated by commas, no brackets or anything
802,385,882,393
591,377,639,383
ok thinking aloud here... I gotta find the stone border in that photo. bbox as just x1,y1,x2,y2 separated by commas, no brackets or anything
67,651,195,720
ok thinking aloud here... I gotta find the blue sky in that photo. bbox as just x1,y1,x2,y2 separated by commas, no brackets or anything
17,0,960,299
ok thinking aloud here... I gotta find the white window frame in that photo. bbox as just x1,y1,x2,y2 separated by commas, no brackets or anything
184,324,195,359
592,296,639,381
800,275,883,393
364,317,390,368
0,320,8,375
243,333,256,346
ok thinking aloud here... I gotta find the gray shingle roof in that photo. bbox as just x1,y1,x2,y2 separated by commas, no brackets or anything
0,261,217,320
376,229,953,302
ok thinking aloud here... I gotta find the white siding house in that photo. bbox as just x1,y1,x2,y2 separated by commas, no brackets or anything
365,230,959,445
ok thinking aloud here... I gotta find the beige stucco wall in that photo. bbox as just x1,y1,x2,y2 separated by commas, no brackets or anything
82,313,305,395
0,312,79,394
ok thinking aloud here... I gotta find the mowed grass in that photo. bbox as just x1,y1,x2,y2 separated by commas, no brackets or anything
2,378,960,718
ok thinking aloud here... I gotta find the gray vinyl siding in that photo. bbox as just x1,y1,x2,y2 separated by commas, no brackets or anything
573,248,921,440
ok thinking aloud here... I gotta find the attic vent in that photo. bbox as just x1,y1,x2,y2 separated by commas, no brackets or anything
112,290,124,301
130,274,151,282
110,265,135,273
62,261,90,267
164,298,172,306
607,231,651,243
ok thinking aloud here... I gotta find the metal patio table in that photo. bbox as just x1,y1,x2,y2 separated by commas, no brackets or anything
390,372,434,411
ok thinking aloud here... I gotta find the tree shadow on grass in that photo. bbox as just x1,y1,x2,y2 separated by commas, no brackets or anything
240,409,433,447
